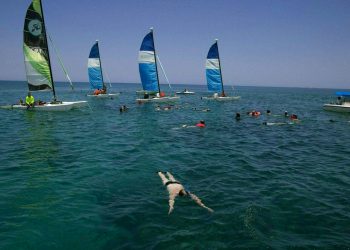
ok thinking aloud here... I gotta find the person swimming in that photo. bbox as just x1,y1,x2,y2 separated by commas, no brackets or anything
158,172,213,214
247,110,261,117
196,120,206,128
235,112,241,121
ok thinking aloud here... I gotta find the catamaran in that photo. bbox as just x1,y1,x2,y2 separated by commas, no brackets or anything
202,39,240,101
12,0,87,111
323,92,350,113
136,28,180,103
87,40,119,99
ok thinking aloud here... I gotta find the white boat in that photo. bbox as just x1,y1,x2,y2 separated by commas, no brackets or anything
176,89,195,95
202,39,240,101
87,40,119,98
136,90,158,95
136,96,180,103
136,28,180,103
202,95,240,101
87,93,120,99
13,0,87,111
323,92,350,112
12,101,87,111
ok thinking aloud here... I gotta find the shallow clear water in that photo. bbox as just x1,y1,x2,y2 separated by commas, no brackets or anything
0,81,350,249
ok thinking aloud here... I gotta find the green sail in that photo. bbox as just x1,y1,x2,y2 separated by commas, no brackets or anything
23,0,53,91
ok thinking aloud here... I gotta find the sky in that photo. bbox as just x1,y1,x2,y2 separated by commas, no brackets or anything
0,0,350,88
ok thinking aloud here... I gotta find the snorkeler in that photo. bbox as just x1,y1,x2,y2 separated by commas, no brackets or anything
158,172,213,214
235,112,241,121
196,120,206,127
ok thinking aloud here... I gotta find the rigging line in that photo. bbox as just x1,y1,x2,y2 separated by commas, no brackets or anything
156,55,172,90
48,33,74,91
104,69,113,89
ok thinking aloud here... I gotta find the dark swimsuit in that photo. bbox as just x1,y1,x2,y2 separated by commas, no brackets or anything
165,181,181,186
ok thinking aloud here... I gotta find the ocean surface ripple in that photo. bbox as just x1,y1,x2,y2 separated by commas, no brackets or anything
0,82,350,249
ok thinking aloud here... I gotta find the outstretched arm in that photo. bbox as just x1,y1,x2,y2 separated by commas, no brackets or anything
188,192,214,213
158,172,169,186
166,172,177,182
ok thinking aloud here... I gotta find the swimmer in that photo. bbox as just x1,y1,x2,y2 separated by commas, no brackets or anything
266,110,271,115
284,111,288,117
290,114,298,120
235,112,241,121
262,121,287,126
158,172,213,214
248,110,261,117
196,120,206,128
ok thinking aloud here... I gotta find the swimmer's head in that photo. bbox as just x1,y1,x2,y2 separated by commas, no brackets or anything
179,189,187,196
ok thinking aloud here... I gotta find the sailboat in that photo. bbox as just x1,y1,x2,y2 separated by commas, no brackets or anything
136,28,180,103
202,39,240,101
87,40,119,99
11,0,87,111
323,92,350,112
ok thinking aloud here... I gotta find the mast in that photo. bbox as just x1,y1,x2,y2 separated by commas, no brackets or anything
150,28,161,94
38,0,57,101
96,40,106,89
215,39,225,96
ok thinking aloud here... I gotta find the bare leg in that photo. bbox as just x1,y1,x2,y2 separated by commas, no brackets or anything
166,172,177,182
158,172,169,186
189,192,214,213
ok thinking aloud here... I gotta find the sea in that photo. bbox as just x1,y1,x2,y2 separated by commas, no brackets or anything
0,81,349,249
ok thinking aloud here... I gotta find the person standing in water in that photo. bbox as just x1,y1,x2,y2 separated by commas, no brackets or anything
158,172,213,214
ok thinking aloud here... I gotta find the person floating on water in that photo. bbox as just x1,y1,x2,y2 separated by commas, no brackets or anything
158,172,213,214
247,110,261,117
196,120,206,128
290,114,298,120
235,112,241,121
119,105,128,113
25,92,35,109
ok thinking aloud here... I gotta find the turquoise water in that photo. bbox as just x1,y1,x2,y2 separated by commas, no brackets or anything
1,81,350,249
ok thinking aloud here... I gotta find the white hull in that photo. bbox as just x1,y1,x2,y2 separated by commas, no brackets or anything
136,90,158,95
176,91,195,95
202,96,241,101
87,93,119,99
11,101,87,111
323,103,350,113
136,96,180,103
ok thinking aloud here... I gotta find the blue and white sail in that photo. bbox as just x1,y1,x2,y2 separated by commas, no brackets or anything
88,41,104,90
206,40,223,93
138,30,159,92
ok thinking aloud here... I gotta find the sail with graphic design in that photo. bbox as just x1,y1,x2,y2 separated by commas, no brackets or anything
23,0,55,94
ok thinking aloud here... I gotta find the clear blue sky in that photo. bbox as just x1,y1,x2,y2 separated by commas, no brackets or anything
1,0,350,88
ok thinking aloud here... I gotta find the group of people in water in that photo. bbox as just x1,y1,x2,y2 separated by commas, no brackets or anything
235,109,300,125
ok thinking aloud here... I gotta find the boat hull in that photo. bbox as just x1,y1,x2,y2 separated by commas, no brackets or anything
323,103,350,113
176,91,195,95
11,101,88,111
136,96,180,103
136,90,158,96
202,96,241,101
87,93,119,99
